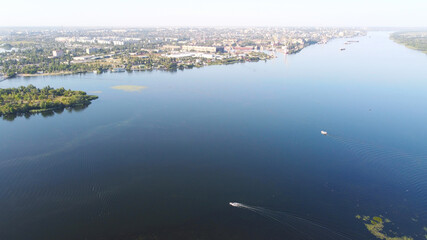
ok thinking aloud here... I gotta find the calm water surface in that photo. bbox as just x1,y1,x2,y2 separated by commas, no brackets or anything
0,32,426,240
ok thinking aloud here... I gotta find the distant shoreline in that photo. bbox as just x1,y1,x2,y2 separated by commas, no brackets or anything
0,35,365,81
17,71,74,77
2,55,276,80
390,32,427,54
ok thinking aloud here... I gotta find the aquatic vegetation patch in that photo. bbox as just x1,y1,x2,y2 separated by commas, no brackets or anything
89,90,103,94
356,215,414,240
111,85,147,92
373,216,383,224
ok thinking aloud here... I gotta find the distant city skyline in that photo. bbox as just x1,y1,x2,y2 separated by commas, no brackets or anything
1,0,426,27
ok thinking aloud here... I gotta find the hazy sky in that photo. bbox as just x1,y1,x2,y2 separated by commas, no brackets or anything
1,0,426,27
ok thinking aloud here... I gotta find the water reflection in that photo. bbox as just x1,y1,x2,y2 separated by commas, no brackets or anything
1,104,90,121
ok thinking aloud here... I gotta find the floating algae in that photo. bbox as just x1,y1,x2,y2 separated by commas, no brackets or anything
373,216,384,223
356,215,414,240
111,85,147,92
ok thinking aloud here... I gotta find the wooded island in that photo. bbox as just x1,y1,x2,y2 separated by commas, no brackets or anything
0,85,98,116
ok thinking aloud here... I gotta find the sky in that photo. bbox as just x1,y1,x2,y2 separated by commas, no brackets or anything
0,0,426,27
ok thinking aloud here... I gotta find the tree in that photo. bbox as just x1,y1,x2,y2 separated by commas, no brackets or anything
6,69,16,78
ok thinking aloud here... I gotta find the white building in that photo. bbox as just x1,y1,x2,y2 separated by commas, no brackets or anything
73,56,92,61
113,41,124,46
86,48,98,54
194,53,216,59
165,53,195,58
182,46,224,53
52,50,64,57
97,40,112,45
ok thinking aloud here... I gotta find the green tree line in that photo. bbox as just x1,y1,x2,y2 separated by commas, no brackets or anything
0,85,98,116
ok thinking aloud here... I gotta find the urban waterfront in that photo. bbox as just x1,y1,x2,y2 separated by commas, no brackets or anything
0,32,426,240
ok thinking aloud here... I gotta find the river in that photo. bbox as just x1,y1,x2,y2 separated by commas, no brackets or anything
0,32,426,240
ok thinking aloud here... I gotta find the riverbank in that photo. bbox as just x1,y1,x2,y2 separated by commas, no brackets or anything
3,52,276,79
390,32,427,54
17,71,74,77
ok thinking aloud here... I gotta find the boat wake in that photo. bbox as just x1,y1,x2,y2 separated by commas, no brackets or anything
230,202,354,240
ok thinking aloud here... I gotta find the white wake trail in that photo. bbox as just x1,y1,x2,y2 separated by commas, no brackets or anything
229,202,354,240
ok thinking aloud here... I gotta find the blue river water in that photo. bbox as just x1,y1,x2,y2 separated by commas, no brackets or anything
0,32,426,240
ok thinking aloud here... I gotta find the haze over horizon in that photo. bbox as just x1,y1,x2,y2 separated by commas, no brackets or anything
1,0,426,28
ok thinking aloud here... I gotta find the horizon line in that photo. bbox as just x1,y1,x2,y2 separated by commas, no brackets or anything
0,25,426,29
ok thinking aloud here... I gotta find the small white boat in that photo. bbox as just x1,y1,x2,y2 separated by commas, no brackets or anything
321,131,328,135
